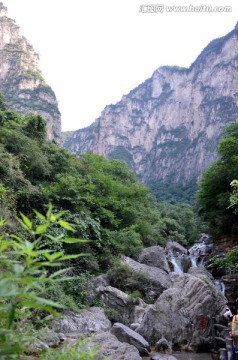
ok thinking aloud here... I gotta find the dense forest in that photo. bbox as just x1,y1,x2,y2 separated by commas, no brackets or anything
1,92,238,358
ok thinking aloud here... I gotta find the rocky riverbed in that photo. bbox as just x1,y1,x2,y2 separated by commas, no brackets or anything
28,237,229,359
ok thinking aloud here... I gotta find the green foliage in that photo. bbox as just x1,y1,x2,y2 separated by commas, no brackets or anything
156,202,200,245
210,246,238,273
0,207,85,358
0,105,199,273
39,337,100,360
196,122,238,238
0,93,7,111
107,263,152,299
149,179,198,204
23,113,47,141
230,180,238,212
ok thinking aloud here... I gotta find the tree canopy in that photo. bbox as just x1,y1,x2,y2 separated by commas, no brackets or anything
196,122,238,238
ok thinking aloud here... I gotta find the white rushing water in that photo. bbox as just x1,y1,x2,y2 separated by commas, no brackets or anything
213,279,226,295
170,256,183,273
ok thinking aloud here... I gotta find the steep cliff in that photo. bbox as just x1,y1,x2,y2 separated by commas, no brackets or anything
0,3,61,140
63,23,238,195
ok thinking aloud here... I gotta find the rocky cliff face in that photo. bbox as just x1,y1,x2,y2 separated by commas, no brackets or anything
0,3,61,140
64,23,238,192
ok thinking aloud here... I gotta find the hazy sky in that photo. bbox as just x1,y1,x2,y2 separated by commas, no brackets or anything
3,0,238,131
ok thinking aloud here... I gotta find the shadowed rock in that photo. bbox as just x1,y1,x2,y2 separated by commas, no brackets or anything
111,322,151,355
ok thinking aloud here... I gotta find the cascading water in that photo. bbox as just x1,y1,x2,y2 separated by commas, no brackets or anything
213,279,226,295
170,256,183,273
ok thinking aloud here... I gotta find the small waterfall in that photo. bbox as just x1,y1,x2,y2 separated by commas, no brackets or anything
213,279,226,295
170,256,183,273
190,255,197,268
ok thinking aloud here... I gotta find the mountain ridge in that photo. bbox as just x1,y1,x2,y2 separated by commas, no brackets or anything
0,2,61,140
63,23,238,199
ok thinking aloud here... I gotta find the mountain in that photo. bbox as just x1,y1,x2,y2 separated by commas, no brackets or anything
63,23,238,199
0,3,61,140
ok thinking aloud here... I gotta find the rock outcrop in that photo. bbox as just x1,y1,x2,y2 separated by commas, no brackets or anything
87,331,142,360
50,307,111,336
63,23,238,193
138,245,170,273
0,3,61,140
137,273,226,351
122,256,172,302
111,322,151,355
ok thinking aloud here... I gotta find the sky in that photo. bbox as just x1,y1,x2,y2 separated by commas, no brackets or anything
3,0,238,131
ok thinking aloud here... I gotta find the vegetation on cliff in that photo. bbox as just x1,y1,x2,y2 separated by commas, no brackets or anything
196,122,238,239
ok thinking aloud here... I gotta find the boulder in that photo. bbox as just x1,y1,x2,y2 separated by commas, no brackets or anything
180,255,192,273
97,285,148,325
97,285,131,323
87,331,142,360
111,322,151,355
188,265,214,283
151,355,177,360
137,273,226,352
151,355,178,360
138,246,170,273
166,241,187,255
92,274,110,288
50,307,111,336
155,337,172,354
121,256,172,302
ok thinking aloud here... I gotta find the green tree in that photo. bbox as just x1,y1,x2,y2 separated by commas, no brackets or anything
0,93,7,111
196,122,238,238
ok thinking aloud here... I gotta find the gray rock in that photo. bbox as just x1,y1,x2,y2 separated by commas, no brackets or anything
92,274,110,288
27,340,49,354
166,241,187,255
97,285,131,323
88,331,142,360
111,322,151,355
132,303,147,325
138,272,226,352
51,307,111,336
138,246,170,273
180,255,192,273
121,256,172,301
155,337,172,353
97,285,148,325
151,355,178,360
188,265,214,282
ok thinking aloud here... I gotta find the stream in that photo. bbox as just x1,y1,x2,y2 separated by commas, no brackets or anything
142,352,211,359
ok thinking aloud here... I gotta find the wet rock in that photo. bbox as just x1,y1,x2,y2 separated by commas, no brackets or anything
137,273,226,352
111,322,151,355
166,241,187,255
151,354,178,360
155,337,172,354
180,255,192,273
138,246,170,273
50,307,111,336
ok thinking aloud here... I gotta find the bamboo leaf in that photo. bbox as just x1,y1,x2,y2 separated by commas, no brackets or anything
33,209,46,221
58,220,75,232
35,223,50,234
19,212,32,230
60,237,89,244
